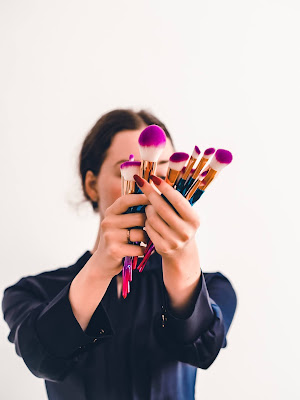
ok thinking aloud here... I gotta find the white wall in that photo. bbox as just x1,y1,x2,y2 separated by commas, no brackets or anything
1,1,299,399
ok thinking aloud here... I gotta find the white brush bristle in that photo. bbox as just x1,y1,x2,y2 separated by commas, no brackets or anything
139,144,165,162
209,155,231,172
192,147,200,159
169,159,187,171
121,165,141,181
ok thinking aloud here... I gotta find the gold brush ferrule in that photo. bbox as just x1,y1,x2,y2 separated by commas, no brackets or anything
140,160,157,182
185,168,217,201
201,168,218,191
192,157,209,179
175,169,184,186
182,156,197,180
165,168,180,186
122,179,136,196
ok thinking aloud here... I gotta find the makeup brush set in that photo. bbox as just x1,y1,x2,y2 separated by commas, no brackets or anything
120,125,233,299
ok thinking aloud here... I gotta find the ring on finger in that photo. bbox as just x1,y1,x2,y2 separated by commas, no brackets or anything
127,228,131,243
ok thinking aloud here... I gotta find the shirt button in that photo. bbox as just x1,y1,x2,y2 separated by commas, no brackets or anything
99,329,105,334
93,338,98,343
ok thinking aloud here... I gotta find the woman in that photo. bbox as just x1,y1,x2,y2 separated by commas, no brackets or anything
2,109,237,400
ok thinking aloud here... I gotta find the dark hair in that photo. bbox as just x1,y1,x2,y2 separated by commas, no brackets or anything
79,109,175,212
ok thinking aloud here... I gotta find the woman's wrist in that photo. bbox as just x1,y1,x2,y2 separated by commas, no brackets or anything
86,250,120,282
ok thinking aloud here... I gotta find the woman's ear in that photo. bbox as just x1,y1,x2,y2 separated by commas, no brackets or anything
84,170,99,203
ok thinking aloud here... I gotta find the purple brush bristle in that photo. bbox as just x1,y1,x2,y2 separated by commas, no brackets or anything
215,149,233,164
120,161,141,169
129,154,135,161
169,152,189,171
120,161,141,181
170,152,189,163
191,145,201,159
138,125,167,162
138,125,166,147
204,148,215,156
209,149,233,172
201,170,208,177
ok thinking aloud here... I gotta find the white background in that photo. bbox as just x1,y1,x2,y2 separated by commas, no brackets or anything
1,1,299,399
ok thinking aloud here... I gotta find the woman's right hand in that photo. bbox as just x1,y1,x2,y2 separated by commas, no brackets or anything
93,194,150,279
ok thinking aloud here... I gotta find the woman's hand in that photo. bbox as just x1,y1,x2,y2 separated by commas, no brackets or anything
94,194,150,279
133,174,201,261
133,174,203,315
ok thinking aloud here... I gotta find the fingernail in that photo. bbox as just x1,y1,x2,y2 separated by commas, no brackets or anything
133,174,144,187
150,175,161,185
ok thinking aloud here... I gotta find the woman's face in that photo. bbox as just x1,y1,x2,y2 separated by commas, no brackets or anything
88,128,175,219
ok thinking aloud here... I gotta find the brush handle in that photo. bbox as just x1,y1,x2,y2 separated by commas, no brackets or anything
189,189,204,205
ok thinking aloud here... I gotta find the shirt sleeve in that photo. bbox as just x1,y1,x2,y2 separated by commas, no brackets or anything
2,277,114,382
153,270,237,369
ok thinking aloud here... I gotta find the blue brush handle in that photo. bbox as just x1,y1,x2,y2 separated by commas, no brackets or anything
189,188,204,205
129,186,146,213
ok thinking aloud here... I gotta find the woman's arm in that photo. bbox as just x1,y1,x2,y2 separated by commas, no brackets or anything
161,239,201,318
68,251,114,331
2,263,114,382
155,271,237,369
133,174,237,368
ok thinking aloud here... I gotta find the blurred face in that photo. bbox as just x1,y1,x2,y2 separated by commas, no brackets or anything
92,128,174,219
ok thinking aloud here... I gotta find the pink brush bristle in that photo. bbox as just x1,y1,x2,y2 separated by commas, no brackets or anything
192,145,201,158
120,161,141,180
204,147,215,157
209,149,233,171
169,152,189,171
138,125,167,161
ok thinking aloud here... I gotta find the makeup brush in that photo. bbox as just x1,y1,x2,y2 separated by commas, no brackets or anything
186,149,233,204
138,125,167,181
176,146,200,192
184,148,215,193
132,125,167,213
165,152,190,186
121,161,141,195
174,166,186,188
200,149,232,190
120,160,141,298
185,170,208,204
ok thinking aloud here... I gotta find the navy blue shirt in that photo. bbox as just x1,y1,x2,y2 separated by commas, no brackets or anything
2,250,237,400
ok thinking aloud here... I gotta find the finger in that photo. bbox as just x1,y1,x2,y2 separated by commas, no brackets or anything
106,194,150,216
120,243,145,257
149,175,197,222
123,228,148,244
102,213,146,230
144,220,164,251
134,174,196,228
145,205,174,239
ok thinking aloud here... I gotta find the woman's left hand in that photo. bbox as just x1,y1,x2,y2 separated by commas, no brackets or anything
133,174,201,260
